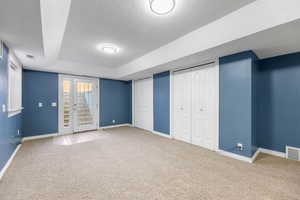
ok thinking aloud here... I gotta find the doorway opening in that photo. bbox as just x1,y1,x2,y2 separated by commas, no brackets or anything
59,75,99,134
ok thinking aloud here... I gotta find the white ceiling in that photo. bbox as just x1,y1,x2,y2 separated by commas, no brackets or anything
60,0,255,68
1,0,300,80
0,0,43,57
121,19,300,80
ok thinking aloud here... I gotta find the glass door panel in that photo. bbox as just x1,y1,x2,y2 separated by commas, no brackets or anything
74,79,98,132
59,75,99,134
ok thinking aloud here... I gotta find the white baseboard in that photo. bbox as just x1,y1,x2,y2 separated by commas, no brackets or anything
22,133,58,142
152,130,172,139
258,147,286,158
217,149,259,163
251,149,260,163
0,144,22,181
218,147,286,163
100,123,132,130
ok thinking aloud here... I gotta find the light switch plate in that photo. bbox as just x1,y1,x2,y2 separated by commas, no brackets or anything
2,104,6,112
51,102,57,107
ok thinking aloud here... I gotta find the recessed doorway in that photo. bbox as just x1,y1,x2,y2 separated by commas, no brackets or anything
58,75,99,134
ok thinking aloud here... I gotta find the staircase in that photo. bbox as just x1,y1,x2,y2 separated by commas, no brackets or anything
63,92,94,127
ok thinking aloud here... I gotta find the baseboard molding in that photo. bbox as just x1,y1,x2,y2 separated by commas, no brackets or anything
251,149,260,163
22,133,58,142
218,149,259,163
100,123,132,130
152,130,172,139
258,147,286,158
0,144,22,181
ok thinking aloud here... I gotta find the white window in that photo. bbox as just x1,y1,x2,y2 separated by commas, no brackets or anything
8,53,22,117
0,41,3,59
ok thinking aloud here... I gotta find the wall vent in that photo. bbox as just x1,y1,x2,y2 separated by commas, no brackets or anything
286,146,300,161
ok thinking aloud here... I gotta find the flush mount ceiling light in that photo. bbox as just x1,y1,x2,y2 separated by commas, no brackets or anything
97,43,120,54
149,0,175,15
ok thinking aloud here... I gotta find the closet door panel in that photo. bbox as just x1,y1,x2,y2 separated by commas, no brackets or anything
173,71,192,143
191,66,216,150
134,78,153,131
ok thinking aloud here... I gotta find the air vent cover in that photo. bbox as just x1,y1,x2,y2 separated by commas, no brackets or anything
286,146,300,161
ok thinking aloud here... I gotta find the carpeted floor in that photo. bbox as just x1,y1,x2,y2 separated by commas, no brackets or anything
0,127,299,200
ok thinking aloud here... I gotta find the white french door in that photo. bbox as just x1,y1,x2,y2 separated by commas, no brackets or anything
173,62,218,151
59,75,99,134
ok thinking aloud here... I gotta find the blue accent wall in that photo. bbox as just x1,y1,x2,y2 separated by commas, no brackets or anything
219,51,258,157
22,70,58,137
100,79,132,127
0,44,22,172
153,71,170,135
257,52,300,153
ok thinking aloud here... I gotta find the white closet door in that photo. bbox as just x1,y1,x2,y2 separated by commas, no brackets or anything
191,66,216,150
173,70,192,143
134,78,153,131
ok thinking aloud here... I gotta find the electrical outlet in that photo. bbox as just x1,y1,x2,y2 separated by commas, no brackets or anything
112,120,116,124
51,102,57,107
38,102,43,107
236,143,244,151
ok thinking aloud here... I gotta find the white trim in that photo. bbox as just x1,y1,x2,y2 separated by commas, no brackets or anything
251,149,260,163
215,59,220,151
58,74,99,134
259,147,286,158
217,149,258,163
218,147,286,163
132,80,135,127
152,130,172,139
7,52,22,118
0,144,22,181
0,40,3,59
100,123,132,130
22,133,58,142
169,71,174,139
97,78,100,129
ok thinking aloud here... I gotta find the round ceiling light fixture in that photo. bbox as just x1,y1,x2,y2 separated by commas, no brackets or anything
97,43,120,54
149,0,175,15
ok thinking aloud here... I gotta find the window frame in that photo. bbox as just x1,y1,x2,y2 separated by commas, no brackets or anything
8,52,23,118
0,41,3,60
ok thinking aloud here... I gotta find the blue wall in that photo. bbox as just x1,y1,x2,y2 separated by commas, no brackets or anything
22,70,58,137
100,79,132,127
0,44,22,172
153,71,170,135
219,51,258,157
257,52,300,153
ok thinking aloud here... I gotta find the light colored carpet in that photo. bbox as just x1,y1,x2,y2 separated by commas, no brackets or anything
0,127,299,200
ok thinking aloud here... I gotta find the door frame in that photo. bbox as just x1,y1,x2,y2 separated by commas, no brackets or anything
170,59,219,151
58,74,100,135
